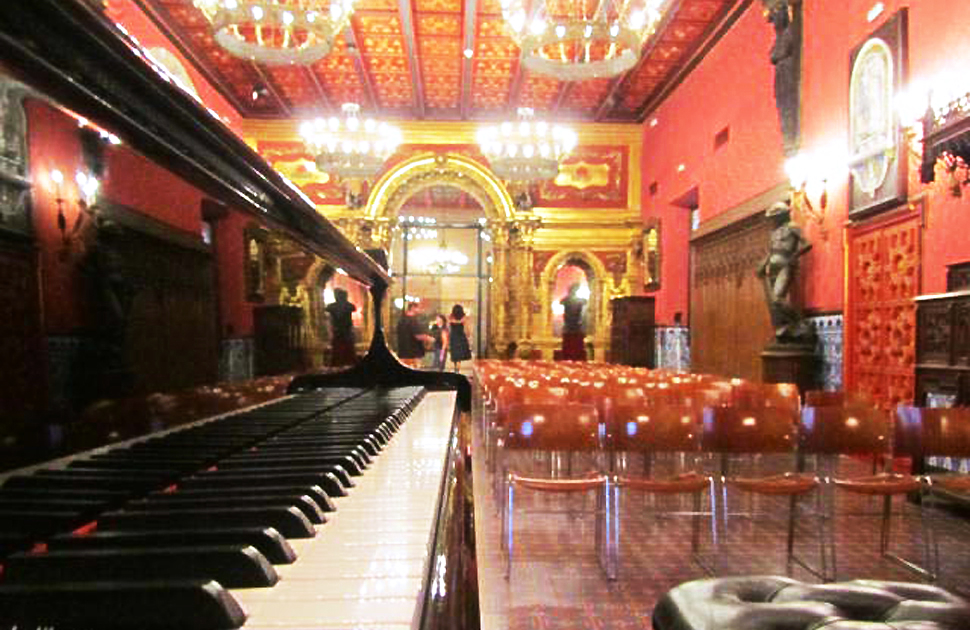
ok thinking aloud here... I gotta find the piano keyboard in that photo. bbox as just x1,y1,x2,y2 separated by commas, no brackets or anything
0,386,458,630
234,390,458,629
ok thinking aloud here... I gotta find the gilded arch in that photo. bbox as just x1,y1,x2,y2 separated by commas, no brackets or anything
364,152,515,226
539,249,611,344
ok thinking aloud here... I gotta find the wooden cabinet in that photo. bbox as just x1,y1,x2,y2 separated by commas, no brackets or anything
609,296,655,367
914,290,970,405
254,305,306,376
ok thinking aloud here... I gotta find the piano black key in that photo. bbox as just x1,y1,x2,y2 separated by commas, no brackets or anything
4,545,278,588
3,472,161,492
129,494,326,525
149,484,336,513
220,454,363,476
98,506,317,539
0,509,88,535
201,464,354,490
48,526,297,564
0,579,246,630
0,532,33,557
181,470,347,498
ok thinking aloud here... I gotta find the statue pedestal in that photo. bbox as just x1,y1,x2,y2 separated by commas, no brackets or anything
761,342,817,397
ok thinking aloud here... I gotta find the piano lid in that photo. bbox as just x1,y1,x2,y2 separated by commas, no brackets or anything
0,0,389,288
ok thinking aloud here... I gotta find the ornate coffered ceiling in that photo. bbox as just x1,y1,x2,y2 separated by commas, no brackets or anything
134,0,743,122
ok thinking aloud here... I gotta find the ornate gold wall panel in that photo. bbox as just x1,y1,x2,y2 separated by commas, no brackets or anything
243,120,647,359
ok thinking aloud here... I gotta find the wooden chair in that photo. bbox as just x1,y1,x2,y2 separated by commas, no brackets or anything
801,404,931,581
702,405,825,578
612,404,715,575
897,406,970,586
500,403,615,579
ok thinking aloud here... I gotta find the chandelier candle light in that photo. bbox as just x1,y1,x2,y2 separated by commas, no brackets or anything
500,0,667,80
193,0,353,65
477,108,578,182
300,103,403,181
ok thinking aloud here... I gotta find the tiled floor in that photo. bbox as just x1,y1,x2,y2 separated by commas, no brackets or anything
471,414,970,630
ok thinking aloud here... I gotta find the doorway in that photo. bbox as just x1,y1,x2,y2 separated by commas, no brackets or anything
388,186,493,365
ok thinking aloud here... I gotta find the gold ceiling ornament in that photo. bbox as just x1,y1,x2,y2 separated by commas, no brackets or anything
500,0,668,80
300,103,403,182
193,0,352,65
477,108,578,182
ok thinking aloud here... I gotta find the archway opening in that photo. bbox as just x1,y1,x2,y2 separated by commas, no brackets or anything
551,261,593,337
389,185,493,366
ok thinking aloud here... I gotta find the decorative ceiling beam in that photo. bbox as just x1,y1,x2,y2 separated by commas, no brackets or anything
634,0,752,121
250,62,292,116
133,0,248,115
593,0,684,121
507,62,526,109
459,0,478,119
398,0,426,118
344,24,378,111
553,82,573,113
304,67,333,112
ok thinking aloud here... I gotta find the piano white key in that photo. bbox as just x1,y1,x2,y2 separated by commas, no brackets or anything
234,390,458,630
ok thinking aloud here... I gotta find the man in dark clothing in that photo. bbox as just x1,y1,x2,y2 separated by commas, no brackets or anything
326,288,357,367
396,301,432,368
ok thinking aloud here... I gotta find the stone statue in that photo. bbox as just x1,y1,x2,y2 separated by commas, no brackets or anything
560,282,588,360
768,0,800,153
756,201,813,343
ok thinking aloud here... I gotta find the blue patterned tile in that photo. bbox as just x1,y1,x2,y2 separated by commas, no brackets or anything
807,315,843,391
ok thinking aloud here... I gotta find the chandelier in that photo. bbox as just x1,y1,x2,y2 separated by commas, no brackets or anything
193,0,353,65
500,0,666,80
477,108,578,182
411,242,469,275
300,103,403,181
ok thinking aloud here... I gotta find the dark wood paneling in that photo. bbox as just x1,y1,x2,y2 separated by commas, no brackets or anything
0,237,43,425
690,213,773,381
609,296,655,367
118,228,219,394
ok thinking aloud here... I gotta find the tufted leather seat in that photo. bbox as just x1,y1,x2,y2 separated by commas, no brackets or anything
652,576,970,630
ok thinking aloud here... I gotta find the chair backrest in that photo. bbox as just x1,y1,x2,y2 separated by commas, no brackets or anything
804,390,873,408
503,403,601,452
799,404,891,456
896,406,970,459
701,406,798,454
611,405,702,453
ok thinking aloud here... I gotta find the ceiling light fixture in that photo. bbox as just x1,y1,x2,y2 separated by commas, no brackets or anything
194,0,353,65
300,102,403,190
500,0,668,80
477,107,577,182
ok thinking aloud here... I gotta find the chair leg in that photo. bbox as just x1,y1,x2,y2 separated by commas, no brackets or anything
504,481,514,580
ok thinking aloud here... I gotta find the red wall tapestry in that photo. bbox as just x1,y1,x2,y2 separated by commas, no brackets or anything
845,206,921,408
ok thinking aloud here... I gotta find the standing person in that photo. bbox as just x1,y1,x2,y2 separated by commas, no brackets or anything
430,314,449,371
448,304,472,372
325,287,357,367
395,301,432,368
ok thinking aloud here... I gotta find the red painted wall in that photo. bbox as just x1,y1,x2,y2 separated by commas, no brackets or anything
27,100,258,337
215,209,256,338
27,100,89,334
643,0,970,323
104,0,241,132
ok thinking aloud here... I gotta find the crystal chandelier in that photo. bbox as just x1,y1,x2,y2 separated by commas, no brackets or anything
477,108,578,182
193,0,353,65
500,0,667,80
300,103,403,181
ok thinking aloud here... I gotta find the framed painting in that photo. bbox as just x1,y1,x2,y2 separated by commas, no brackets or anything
847,9,908,218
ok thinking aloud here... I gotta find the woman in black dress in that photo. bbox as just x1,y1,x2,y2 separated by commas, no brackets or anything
448,304,472,372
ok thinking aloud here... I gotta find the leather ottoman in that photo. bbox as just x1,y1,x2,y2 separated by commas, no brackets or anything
652,576,970,630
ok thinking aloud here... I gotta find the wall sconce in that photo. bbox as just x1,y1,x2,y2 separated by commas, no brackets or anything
784,149,845,239
50,168,100,256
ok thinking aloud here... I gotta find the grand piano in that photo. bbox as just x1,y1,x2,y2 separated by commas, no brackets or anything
0,2,476,628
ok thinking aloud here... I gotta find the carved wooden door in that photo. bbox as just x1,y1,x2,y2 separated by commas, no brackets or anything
845,208,921,407
690,213,774,381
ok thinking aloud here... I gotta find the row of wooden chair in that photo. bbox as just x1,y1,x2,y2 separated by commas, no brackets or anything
493,398,970,584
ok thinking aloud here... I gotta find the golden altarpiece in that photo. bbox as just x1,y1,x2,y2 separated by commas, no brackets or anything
243,120,653,361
